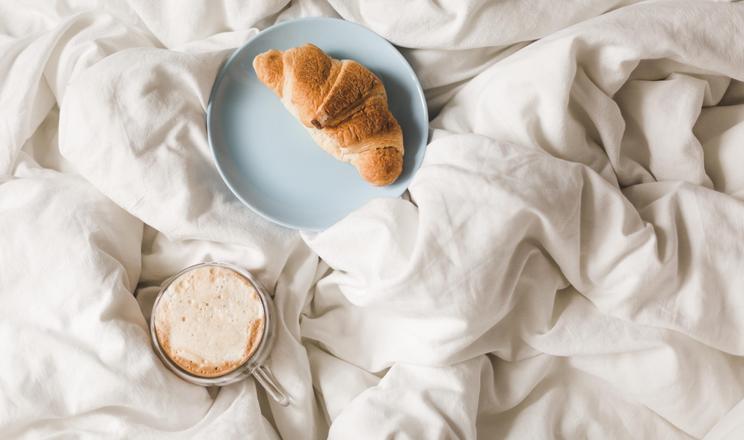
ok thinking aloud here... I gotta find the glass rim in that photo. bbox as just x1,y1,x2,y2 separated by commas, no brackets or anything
149,261,276,386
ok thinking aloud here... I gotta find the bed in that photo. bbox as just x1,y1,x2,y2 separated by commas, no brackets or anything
2,0,744,438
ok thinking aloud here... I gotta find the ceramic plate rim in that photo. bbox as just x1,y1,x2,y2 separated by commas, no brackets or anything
206,16,429,231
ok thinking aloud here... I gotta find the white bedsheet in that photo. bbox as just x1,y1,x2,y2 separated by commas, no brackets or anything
3,0,744,438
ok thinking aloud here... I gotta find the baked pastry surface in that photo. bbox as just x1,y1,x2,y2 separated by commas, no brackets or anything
253,44,404,186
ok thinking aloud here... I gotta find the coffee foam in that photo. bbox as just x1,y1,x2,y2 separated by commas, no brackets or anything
154,266,265,377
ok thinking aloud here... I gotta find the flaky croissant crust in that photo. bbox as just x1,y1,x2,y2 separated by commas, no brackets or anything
253,44,404,186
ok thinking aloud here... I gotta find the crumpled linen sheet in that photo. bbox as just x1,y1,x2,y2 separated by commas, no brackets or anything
3,0,744,438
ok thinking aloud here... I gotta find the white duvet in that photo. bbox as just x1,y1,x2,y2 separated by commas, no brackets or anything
3,0,744,438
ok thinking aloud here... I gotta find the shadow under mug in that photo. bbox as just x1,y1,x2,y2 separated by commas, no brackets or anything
149,262,289,406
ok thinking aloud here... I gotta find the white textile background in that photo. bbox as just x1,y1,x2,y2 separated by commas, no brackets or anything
2,0,744,438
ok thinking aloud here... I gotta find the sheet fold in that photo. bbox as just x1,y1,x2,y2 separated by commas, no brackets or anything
3,1,744,438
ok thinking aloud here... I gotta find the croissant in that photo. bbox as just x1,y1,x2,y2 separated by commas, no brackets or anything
253,44,404,186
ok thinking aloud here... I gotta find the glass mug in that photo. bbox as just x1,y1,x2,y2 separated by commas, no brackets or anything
150,262,289,406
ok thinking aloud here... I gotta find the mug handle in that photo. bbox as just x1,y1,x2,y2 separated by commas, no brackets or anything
253,364,289,406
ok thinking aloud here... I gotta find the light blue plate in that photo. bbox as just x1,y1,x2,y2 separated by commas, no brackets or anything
207,17,429,231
